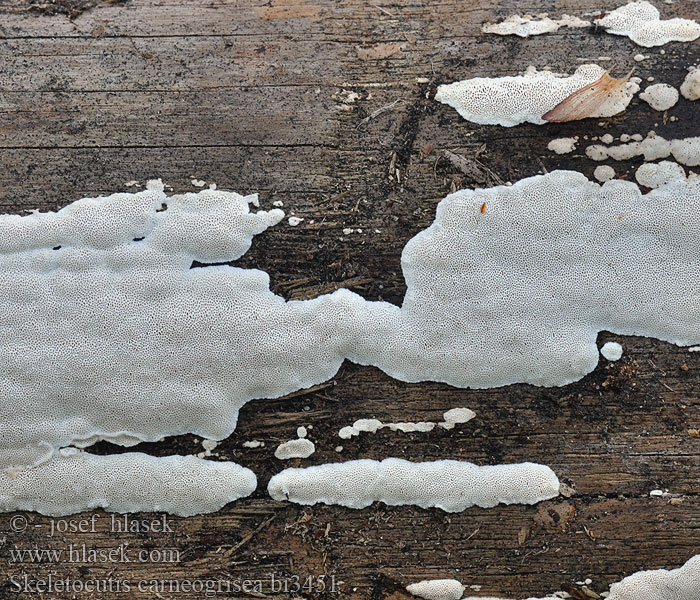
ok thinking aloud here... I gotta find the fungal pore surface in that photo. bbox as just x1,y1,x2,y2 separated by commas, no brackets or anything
435,65,638,127
267,459,561,511
597,1,700,47
4,171,700,514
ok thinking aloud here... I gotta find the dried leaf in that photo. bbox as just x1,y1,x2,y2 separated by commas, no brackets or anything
543,69,634,123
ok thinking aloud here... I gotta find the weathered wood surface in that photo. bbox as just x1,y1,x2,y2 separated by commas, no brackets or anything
0,0,699,598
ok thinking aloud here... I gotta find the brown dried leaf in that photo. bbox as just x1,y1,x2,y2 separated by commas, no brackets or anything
543,69,634,123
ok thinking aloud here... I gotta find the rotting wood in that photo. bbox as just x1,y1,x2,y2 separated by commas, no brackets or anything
0,1,698,599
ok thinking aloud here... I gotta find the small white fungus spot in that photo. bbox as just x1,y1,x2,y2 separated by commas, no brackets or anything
274,438,315,460
594,165,616,182
406,579,465,600
600,342,623,361
288,216,304,226
547,137,578,154
639,83,679,111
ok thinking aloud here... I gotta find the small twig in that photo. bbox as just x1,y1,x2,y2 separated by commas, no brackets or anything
358,99,405,128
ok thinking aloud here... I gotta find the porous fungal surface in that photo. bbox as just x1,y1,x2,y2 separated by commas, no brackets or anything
267,459,561,511
274,438,316,460
639,83,679,111
607,554,700,600
0,451,257,517
482,14,589,37
597,1,700,47
635,161,687,188
587,132,700,166
680,66,700,101
435,65,637,127
4,172,700,513
406,579,466,600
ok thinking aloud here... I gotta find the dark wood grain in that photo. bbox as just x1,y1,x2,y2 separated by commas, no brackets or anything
0,1,699,598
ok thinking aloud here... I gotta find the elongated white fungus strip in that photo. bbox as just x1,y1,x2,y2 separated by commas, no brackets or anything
267,459,560,511
406,579,465,600
681,67,700,101
482,14,590,37
436,65,637,127
587,132,700,166
597,1,700,47
274,438,315,460
339,408,475,438
0,451,257,517
639,83,679,111
635,161,686,188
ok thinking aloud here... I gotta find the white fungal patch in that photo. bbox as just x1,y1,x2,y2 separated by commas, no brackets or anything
607,554,700,600
681,67,700,101
482,14,590,37
587,132,700,166
597,1,700,47
268,459,560,511
600,133,615,145
441,407,477,430
593,165,616,182
600,341,624,361
639,83,679,111
635,161,686,188
547,137,578,154
406,579,466,600
5,172,700,513
435,65,637,127
243,440,264,448
0,451,257,517
288,216,304,226
274,438,315,460
297,426,308,438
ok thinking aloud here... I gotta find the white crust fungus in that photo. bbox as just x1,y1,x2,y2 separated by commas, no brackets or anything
463,555,700,600
441,407,476,429
600,341,624,361
547,137,578,154
0,451,257,517
406,579,466,600
593,165,616,182
267,459,561,511
587,132,700,166
5,172,700,512
607,554,700,600
635,161,686,188
435,65,637,127
597,1,700,47
680,67,700,101
482,14,589,37
274,438,316,460
639,83,679,111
